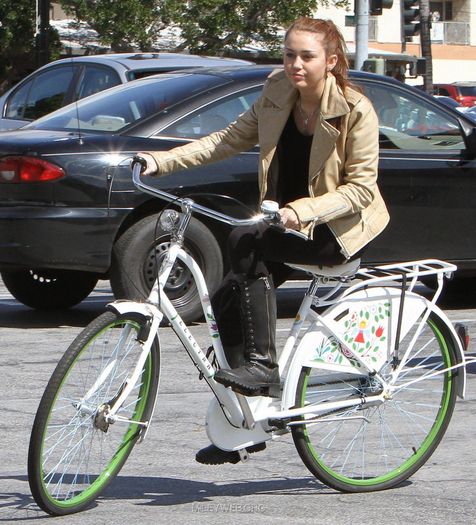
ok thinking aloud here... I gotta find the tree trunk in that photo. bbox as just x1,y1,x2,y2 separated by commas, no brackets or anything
420,0,433,93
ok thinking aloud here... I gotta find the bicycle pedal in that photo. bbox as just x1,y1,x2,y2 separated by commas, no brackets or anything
237,448,250,462
268,417,290,430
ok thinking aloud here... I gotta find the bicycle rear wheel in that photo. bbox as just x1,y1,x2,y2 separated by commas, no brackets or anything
292,313,458,492
28,311,160,515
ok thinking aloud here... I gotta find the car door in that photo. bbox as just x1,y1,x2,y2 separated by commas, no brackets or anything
360,79,476,265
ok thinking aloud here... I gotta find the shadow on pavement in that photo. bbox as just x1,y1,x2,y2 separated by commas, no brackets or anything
0,295,112,329
0,282,475,330
0,472,412,519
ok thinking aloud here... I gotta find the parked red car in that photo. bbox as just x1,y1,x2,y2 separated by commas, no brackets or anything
433,82,476,107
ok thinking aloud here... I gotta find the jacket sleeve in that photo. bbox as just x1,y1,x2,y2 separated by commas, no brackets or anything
147,99,261,176
287,97,379,225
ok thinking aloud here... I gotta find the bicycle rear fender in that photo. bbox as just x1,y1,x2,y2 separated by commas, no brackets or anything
282,287,466,410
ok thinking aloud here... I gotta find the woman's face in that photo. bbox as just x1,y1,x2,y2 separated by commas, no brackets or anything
283,30,337,95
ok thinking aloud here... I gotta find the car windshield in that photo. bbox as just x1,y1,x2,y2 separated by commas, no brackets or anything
458,86,476,96
24,73,227,133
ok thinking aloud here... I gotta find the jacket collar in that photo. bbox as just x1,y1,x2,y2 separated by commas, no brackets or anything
320,74,351,119
264,70,299,109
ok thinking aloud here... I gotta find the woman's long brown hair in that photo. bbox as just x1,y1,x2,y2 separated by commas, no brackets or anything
285,17,354,95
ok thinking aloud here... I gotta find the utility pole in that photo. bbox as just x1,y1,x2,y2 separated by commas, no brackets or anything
354,0,369,71
36,0,50,67
419,0,433,93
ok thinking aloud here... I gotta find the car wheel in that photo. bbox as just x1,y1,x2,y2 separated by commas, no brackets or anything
110,214,224,323
1,269,98,309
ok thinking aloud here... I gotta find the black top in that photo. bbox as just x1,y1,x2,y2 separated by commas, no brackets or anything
265,113,313,206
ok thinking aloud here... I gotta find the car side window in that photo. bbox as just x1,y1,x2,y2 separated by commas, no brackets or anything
363,82,465,151
159,88,261,138
76,65,121,100
6,66,76,121
435,87,450,97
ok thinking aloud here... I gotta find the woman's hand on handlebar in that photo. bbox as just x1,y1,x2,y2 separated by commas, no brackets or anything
134,153,158,176
279,207,300,230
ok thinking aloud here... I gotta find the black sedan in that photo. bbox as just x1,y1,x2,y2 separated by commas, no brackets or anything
1,65,476,321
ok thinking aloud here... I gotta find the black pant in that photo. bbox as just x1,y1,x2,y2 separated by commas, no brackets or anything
226,222,348,285
213,223,352,367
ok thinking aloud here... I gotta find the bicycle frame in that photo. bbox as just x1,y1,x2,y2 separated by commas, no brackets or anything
103,161,471,449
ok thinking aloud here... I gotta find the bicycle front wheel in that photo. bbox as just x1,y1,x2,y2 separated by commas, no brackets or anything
28,311,160,515
292,313,458,492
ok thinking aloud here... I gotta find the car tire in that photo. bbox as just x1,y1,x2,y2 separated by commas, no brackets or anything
110,214,224,323
1,269,98,309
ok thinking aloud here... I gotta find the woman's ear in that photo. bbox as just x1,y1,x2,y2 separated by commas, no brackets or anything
327,54,338,72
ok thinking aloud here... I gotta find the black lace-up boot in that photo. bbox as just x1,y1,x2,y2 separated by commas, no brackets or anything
211,278,244,369
195,275,277,465
213,275,280,398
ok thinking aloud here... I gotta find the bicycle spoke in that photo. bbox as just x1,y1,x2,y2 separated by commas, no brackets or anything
28,312,160,514
292,314,456,491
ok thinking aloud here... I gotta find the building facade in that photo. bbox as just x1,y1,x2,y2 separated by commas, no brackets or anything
315,0,476,83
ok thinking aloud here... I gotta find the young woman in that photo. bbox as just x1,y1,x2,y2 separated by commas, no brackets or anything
139,17,389,464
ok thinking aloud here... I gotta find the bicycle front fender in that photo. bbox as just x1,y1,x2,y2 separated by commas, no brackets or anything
107,300,162,320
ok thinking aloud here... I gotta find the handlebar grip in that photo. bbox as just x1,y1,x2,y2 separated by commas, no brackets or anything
261,200,279,214
132,155,147,172
260,200,282,225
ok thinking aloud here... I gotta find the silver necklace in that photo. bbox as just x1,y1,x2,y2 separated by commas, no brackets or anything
296,100,319,130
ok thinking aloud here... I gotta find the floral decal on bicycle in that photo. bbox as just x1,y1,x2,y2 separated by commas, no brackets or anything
312,301,391,370
206,312,220,338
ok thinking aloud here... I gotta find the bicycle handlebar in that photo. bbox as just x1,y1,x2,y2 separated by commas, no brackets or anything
131,156,307,238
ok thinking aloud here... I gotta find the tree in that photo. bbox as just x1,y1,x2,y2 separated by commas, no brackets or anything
162,0,350,55
60,0,350,54
0,1,61,94
0,1,37,93
60,0,177,51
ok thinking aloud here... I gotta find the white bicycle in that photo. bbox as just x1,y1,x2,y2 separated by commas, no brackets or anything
28,158,471,515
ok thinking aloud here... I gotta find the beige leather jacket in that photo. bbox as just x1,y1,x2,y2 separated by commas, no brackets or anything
148,69,390,258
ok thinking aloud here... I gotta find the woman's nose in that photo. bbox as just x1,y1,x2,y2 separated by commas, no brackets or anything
291,55,303,68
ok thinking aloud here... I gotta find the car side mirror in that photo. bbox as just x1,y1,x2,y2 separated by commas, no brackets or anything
460,118,476,158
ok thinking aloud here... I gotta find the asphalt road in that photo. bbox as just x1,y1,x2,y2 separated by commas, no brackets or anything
0,278,475,524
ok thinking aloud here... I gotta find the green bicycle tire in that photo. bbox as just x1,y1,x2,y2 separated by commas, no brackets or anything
28,310,160,515
291,313,458,492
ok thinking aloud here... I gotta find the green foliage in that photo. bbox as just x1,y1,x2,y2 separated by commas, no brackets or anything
169,0,351,54
60,0,177,51
0,1,36,90
0,1,61,93
171,0,321,54
60,0,351,54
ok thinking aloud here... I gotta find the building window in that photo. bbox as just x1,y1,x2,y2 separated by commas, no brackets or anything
444,1,453,20
430,1,453,21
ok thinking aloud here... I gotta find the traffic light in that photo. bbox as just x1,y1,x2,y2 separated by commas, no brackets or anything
370,0,394,15
402,0,420,39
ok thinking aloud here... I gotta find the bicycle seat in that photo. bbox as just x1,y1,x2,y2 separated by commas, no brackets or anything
288,258,360,278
